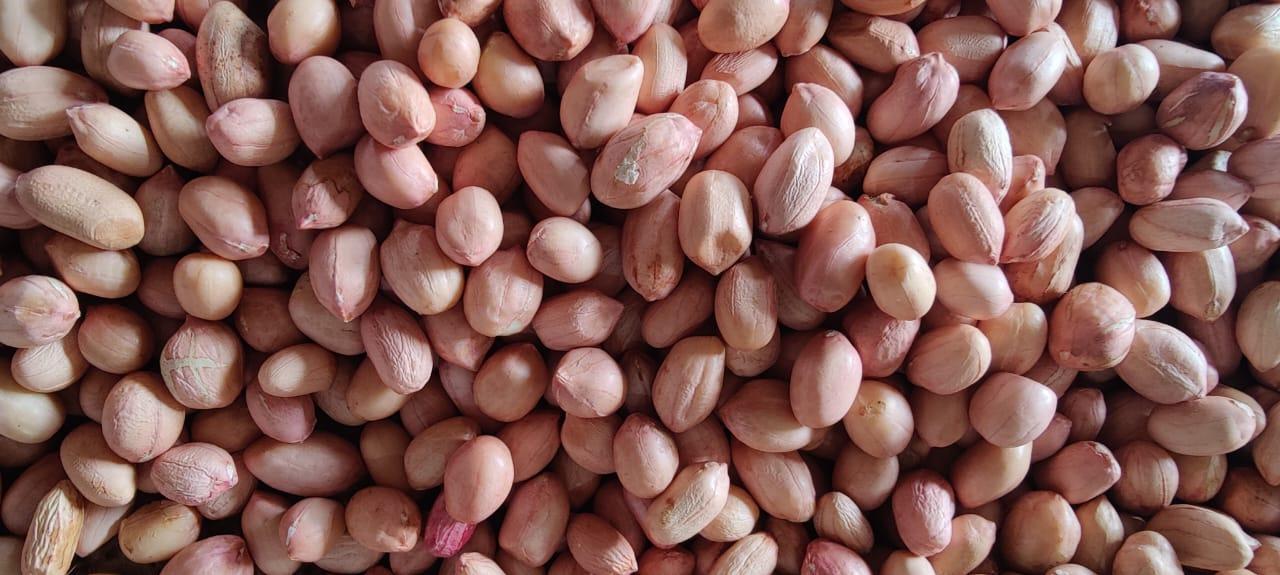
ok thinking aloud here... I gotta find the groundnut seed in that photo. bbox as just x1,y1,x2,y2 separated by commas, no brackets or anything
1131,198,1248,253
990,31,1068,112
119,500,203,564
0,66,108,141
150,442,237,506
753,127,834,235
533,289,622,352
929,172,1005,265
0,0,66,67
102,372,186,463
463,247,544,338
528,216,602,284
932,259,1014,321
796,200,874,313
678,170,753,276
266,0,339,65
444,436,514,523
20,480,84,575
16,165,144,251
178,176,269,261
1116,320,1208,405
60,422,137,507
1147,504,1256,571
1148,396,1257,456
732,440,815,523
1001,491,1082,573
195,2,270,110
289,56,362,159
1049,283,1137,371
244,432,364,497
3,3,1278,573
869,53,961,144
551,347,625,419
715,258,777,351
239,490,299,574
1238,282,1280,373
160,534,253,575
969,372,1057,447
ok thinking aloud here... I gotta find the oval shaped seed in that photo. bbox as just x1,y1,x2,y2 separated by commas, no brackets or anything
1000,491,1081,573
928,172,1005,265
0,66,107,141
1148,396,1257,456
795,200,875,313
893,470,955,556
868,53,960,144
969,372,1057,447
15,165,144,251
1048,283,1137,371
195,1,270,110
107,30,192,91
843,379,914,458
1130,198,1248,253
243,432,364,497
1116,320,1208,405
444,436,514,523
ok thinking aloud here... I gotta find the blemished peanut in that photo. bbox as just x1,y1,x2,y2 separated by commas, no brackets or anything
194,1,270,111
344,486,421,553
149,442,237,506
118,500,202,564
15,165,144,251
6,3,1280,574
60,422,136,507
0,66,108,141
21,480,84,575
101,371,185,463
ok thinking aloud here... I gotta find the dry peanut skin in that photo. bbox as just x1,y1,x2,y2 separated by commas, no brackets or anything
7,2,1280,575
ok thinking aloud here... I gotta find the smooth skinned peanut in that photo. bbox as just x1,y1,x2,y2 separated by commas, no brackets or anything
1,3,1277,574
0,0,67,67
289,56,363,159
679,170,753,275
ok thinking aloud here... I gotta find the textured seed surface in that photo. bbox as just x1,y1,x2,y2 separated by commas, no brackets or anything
5,4,1280,574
